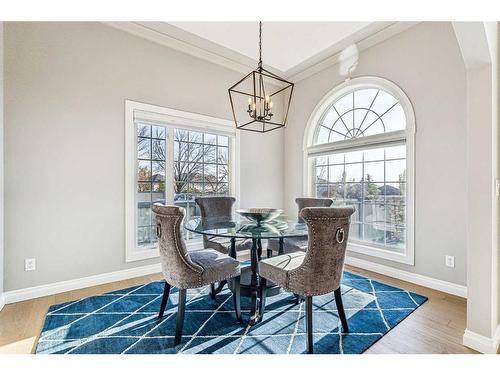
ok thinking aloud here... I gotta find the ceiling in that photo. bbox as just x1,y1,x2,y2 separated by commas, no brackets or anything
168,22,371,72
106,21,418,81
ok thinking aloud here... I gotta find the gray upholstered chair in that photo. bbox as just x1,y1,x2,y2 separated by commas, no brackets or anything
153,204,242,346
195,196,252,298
258,206,355,354
195,196,252,255
266,198,333,256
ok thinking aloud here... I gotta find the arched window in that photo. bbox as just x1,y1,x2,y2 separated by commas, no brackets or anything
304,77,415,264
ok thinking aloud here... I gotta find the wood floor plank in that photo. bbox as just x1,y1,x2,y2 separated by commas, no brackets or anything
0,264,477,354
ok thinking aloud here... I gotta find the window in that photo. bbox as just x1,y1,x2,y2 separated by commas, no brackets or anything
126,101,238,262
304,77,415,264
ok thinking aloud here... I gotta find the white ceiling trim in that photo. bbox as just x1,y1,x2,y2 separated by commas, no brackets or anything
104,21,420,83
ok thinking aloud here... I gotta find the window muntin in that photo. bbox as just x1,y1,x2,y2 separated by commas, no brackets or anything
136,123,166,247
135,123,231,248
314,145,406,251
315,89,406,145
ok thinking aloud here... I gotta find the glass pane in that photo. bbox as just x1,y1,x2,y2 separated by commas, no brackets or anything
218,135,229,146
386,226,405,249
371,90,398,117
328,153,344,165
204,133,217,145
137,160,151,181
174,129,189,142
189,143,203,162
334,92,353,116
329,183,343,199
316,126,331,145
363,223,385,246
354,89,378,110
137,182,151,193
364,161,384,182
349,222,362,242
189,131,203,143
385,145,406,160
151,125,165,139
316,184,329,198
152,161,165,181
315,155,328,166
137,137,150,159
137,123,151,138
320,106,340,128
363,147,384,162
344,150,363,163
381,103,406,132
344,163,362,182
152,139,165,161
217,165,229,182
138,205,151,226
204,145,216,163
217,147,228,164
385,159,406,182
316,165,328,183
137,226,151,246
328,165,344,183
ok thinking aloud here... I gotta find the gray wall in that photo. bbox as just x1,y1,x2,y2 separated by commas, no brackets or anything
0,22,4,300
283,22,468,285
3,22,284,291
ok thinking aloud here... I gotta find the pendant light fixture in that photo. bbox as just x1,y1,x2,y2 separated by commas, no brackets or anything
228,22,294,132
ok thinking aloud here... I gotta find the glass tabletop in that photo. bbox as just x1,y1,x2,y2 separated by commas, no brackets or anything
184,216,308,239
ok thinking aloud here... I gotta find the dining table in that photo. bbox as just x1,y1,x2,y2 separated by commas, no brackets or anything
184,216,308,325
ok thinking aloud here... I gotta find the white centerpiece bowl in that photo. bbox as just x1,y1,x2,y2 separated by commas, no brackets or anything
236,208,283,226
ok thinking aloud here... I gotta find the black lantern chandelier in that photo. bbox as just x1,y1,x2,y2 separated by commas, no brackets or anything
228,22,294,133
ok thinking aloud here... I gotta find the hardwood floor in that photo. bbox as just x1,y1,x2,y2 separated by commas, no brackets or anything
0,265,477,354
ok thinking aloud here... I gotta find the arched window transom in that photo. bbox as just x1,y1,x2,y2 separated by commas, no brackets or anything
315,88,406,144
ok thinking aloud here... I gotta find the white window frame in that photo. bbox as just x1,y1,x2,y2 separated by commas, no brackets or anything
125,100,240,262
303,76,416,265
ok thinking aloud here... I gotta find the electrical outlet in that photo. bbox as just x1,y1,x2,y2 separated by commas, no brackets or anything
445,255,455,268
25,258,36,272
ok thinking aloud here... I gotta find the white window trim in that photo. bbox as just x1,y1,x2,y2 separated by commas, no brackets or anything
125,100,240,262
302,76,416,265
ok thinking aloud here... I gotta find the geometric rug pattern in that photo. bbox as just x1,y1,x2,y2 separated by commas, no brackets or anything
35,271,427,354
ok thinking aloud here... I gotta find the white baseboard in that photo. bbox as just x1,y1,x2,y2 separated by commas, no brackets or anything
463,325,500,354
3,256,467,305
0,292,5,312
3,263,162,304
345,256,468,298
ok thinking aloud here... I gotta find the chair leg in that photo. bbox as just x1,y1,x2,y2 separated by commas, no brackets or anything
174,289,187,346
258,277,268,322
334,287,349,333
210,283,216,299
267,248,273,258
158,281,171,319
306,296,314,354
233,276,242,322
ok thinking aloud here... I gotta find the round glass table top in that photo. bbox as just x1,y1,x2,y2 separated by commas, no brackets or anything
184,216,308,239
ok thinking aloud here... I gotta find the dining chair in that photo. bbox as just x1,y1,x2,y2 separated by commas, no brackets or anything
195,196,252,298
266,198,333,257
258,206,355,354
152,204,242,346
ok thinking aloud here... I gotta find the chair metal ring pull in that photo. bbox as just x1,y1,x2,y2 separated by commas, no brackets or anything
156,223,162,238
335,228,345,244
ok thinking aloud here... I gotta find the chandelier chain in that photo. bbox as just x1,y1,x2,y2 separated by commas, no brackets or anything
258,21,262,69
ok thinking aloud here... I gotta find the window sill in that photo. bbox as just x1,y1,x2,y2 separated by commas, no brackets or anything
347,241,414,265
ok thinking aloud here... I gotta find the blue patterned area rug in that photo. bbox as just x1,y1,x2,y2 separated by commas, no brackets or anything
35,271,427,354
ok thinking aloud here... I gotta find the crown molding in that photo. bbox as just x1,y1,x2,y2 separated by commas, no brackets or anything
103,21,420,83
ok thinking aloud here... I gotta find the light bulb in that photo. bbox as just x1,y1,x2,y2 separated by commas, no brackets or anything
265,95,270,103
269,101,274,109
247,97,252,105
